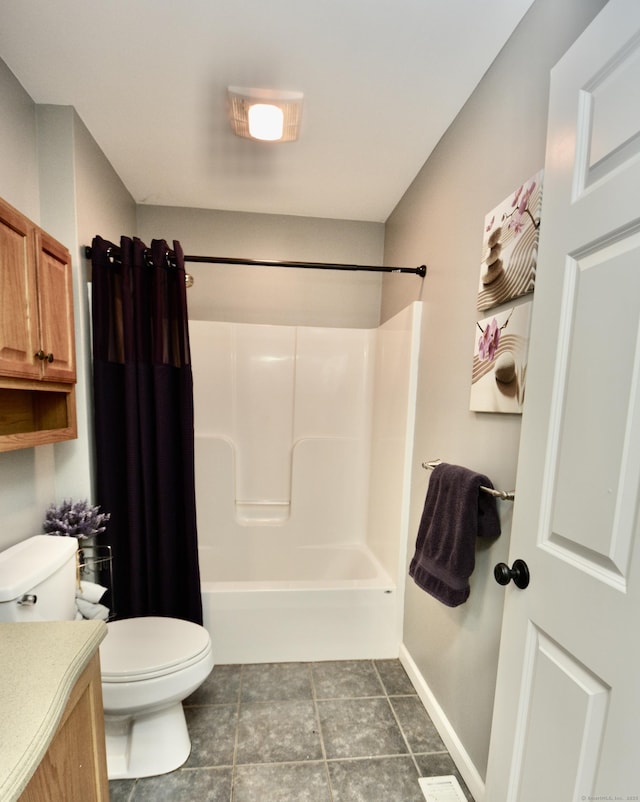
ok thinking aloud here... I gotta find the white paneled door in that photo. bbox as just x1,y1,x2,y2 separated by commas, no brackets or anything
485,1,640,800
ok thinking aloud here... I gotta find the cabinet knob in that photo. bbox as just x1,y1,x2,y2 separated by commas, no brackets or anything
46,352,54,363
34,350,54,363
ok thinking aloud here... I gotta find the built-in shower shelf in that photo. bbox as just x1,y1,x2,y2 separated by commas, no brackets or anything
235,500,291,524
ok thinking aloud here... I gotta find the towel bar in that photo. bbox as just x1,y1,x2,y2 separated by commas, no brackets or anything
422,460,515,501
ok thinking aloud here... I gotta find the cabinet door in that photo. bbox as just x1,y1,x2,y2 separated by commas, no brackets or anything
0,199,40,379
35,229,76,383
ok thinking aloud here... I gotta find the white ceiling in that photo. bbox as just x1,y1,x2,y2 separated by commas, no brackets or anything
0,0,534,223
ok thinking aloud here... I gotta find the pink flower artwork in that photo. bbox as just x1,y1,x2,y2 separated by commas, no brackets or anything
478,169,543,311
478,317,500,360
471,303,532,415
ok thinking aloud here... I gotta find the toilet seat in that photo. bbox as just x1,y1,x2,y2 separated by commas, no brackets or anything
101,616,212,683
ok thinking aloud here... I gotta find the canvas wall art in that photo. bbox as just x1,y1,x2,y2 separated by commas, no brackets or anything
477,169,543,311
470,301,532,414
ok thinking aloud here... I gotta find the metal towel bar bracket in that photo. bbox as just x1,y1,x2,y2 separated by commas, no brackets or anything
421,460,515,501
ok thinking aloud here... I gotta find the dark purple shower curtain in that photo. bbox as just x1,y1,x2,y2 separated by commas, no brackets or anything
91,235,202,624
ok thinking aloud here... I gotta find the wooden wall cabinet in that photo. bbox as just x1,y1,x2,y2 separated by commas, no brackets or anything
0,197,77,451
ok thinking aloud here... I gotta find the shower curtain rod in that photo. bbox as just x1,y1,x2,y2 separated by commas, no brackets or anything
83,246,426,277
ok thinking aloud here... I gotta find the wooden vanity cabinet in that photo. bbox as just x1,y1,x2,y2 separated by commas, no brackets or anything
0,196,77,451
18,652,109,802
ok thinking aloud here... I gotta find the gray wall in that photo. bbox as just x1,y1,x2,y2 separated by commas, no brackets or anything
0,59,39,220
0,64,135,551
36,105,137,502
137,205,384,328
382,0,607,785
0,61,56,549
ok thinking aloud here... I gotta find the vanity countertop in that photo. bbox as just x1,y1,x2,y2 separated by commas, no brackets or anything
0,620,107,802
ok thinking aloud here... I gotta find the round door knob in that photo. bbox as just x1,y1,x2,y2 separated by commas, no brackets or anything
494,558,530,589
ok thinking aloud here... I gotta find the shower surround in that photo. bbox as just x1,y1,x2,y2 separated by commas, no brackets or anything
190,302,421,663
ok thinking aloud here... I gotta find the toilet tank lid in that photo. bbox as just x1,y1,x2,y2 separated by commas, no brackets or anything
0,535,77,602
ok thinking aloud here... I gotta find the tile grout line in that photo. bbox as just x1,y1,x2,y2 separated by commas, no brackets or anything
229,664,245,802
310,661,336,802
389,695,424,776
373,660,425,779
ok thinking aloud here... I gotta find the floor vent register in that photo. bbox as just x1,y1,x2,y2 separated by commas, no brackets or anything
419,774,468,802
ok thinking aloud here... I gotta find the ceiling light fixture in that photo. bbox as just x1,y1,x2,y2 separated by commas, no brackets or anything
247,104,284,141
228,87,303,142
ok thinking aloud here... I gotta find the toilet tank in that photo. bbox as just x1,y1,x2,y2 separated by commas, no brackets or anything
0,535,78,622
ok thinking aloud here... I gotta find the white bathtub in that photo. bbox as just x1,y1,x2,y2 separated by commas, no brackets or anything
199,544,400,664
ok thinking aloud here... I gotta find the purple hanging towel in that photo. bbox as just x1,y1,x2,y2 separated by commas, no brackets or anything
409,462,501,606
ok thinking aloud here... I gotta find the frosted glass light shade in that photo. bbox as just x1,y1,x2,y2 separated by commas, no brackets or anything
248,104,285,141
228,87,303,142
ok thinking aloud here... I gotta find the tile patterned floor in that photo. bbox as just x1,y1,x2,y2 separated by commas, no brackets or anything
108,659,475,802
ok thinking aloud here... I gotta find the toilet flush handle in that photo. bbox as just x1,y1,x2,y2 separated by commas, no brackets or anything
17,594,37,606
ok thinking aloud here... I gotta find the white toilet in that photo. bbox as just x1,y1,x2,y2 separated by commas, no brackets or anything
0,535,214,780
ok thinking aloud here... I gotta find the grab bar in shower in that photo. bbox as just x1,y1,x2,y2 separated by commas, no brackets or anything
421,460,515,501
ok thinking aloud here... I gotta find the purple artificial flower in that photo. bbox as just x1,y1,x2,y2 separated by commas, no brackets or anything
43,498,111,540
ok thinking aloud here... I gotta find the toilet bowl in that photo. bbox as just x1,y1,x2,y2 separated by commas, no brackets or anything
0,536,214,781
100,616,214,779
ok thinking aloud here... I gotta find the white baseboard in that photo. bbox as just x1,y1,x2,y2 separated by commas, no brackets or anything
399,643,485,802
